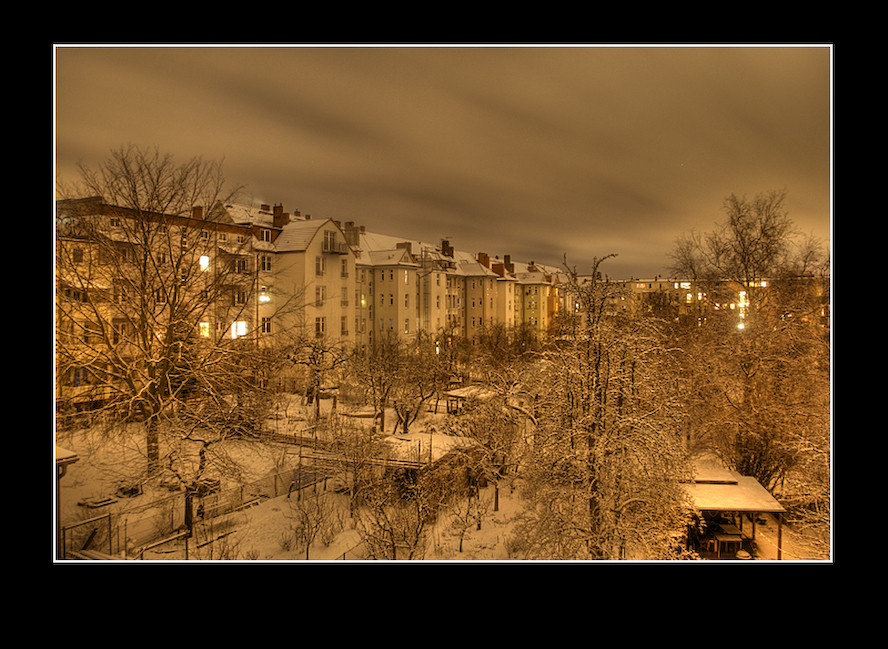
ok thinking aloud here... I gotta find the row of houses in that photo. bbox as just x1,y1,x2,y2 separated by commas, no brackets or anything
56,198,829,406
56,199,567,348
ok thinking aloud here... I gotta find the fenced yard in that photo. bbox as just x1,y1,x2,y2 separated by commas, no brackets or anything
59,465,333,560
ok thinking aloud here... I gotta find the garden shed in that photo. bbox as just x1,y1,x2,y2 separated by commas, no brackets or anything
685,458,787,560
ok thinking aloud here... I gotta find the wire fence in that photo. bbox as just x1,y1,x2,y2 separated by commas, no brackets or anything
59,464,334,560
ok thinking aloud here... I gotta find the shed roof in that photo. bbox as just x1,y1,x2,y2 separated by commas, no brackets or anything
685,458,785,514
686,477,786,514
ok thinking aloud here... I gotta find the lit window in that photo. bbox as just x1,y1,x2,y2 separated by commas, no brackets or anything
259,287,271,303
231,321,247,339
199,255,210,271
199,322,210,337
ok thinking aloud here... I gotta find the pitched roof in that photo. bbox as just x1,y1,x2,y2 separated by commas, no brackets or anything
274,219,331,252
365,248,417,267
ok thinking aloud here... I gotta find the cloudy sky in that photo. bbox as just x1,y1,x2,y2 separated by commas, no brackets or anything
54,44,832,279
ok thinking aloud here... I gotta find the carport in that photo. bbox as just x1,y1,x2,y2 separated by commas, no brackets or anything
685,459,787,560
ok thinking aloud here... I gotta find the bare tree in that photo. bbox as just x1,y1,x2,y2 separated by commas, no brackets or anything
447,483,490,553
390,331,449,435
283,491,334,560
668,190,830,497
55,145,268,478
513,256,693,560
355,470,440,560
346,330,401,432
326,418,388,518
286,335,349,421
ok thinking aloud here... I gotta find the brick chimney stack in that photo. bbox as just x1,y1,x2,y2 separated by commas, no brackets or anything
273,204,290,228
192,205,204,219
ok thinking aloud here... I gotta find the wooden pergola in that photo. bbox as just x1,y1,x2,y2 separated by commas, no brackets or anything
684,459,787,560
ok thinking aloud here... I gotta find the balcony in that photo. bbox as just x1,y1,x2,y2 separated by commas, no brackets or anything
322,240,349,255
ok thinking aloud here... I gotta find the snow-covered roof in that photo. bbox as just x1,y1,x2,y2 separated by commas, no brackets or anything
357,231,443,258
274,219,330,252
363,248,418,267
220,202,274,227
356,229,557,282
56,445,79,467
509,260,561,284
445,385,498,400
685,458,786,514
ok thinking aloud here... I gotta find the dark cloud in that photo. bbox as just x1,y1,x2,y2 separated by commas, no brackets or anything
55,44,832,279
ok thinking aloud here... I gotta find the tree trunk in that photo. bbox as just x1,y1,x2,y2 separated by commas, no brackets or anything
146,417,160,475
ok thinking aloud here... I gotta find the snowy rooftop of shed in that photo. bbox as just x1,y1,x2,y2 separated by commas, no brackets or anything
685,457,786,514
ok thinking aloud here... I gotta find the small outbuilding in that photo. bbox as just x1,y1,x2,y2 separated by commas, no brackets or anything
684,458,787,560
444,385,498,414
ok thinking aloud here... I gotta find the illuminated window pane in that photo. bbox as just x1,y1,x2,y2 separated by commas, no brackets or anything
199,255,210,271
199,322,210,337
231,320,247,339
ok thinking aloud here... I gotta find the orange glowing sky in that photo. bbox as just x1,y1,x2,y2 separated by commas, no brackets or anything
54,44,832,279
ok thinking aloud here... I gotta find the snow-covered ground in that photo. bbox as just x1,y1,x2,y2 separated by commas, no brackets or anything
55,395,527,561
55,395,819,562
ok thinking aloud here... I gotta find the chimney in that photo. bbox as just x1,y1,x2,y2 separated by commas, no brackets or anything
477,252,490,268
261,204,271,212
272,204,290,228
343,221,361,246
503,255,514,274
441,240,454,258
492,262,505,277
192,205,204,219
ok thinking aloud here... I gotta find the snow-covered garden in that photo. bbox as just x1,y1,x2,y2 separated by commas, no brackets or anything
55,394,536,561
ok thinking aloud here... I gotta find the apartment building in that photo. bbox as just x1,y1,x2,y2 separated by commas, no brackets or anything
55,197,260,410
598,276,830,331
201,202,359,346
512,261,562,338
346,230,542,348
55,198,359,406
59,196,826,414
